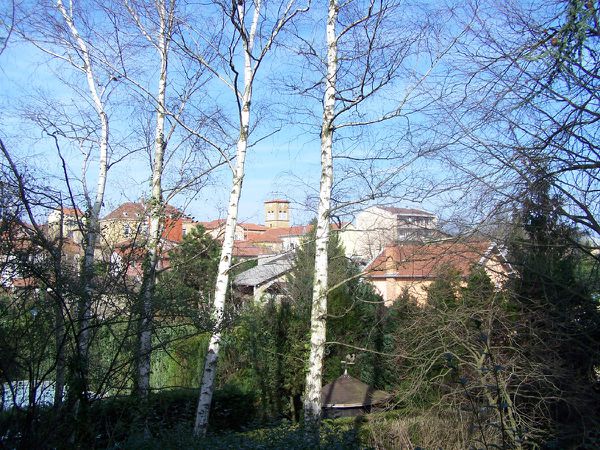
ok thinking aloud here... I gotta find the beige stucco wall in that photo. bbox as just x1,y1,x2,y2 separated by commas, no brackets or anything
100,219,146,247
48,210,85,244
355,207,396,260
338,226,362,259
371,278,432,306
369,258,510,307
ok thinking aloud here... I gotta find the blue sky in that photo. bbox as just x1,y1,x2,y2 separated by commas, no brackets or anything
0,2,451,228
0,38,325,224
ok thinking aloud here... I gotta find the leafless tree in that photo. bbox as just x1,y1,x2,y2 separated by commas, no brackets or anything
0,0,15,55
111,0,227,399
10,0,138,405
180,0,310,436
294,0,460,424
419,0,600,245
118,0,177,400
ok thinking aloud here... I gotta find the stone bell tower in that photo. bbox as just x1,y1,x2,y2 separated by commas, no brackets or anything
264,199,290,228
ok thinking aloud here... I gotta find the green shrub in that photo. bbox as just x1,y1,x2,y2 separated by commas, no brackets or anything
0,386,259,448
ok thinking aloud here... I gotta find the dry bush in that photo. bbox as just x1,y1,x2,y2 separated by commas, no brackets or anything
361,409,503,450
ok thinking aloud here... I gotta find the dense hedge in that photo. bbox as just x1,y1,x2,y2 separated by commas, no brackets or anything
0,385,258,449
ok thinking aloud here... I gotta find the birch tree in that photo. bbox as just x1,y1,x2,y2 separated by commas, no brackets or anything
12,0,128,405
190,0,309,436
298,0,455,423
55,0,111,403
121,0,176,399
303,0,337,425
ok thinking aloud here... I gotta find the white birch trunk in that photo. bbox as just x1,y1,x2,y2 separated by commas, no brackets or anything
56,0,110,397
193,1,258,436
303,0,338,425
136,0,170,398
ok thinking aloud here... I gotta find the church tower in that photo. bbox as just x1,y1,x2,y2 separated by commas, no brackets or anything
264,199,290,228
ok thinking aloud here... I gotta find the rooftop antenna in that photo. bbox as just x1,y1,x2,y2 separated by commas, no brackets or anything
341,353,356,376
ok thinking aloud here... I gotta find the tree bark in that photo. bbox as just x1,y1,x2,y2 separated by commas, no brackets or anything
136,0,171,398
56,0,110,401
303,0,338,426
193,0,257,436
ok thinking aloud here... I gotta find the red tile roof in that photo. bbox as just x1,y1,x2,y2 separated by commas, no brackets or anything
103,202,145,220
60,207,83,216
245,232,282,243
103,202,184,221
245,225,311,243
233,240,272,257
365,241,494,279
239,222,267,232
197,219,227,230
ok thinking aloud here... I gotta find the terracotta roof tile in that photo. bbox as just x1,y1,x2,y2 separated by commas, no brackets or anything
197,219,227,230
103,202,184,221
232,240,272,257
239,222,267,232
365,240,494,279
245,225,311,243
60,207,83,216
10,277,38,288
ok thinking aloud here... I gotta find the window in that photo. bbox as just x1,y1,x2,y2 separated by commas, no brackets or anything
267,210,275,220
278,210,287,220
123,224,131,237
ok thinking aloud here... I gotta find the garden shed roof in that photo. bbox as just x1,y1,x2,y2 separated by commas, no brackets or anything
321,375,389,408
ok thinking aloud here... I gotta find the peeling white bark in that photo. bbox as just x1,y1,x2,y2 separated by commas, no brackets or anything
137,0,171,398
56,0,109,392
303,0,338,425
193,0,257,437
193,93,251,437
192,0,306,435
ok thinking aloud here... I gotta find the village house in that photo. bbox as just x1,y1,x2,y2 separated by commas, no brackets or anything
1,219,83,292
363,239,513,305
109,238,178,283
342,205,448,261
99,202,188,247
190,200,301,259
191,219,267,242
47,207,85,244
244,224,312,253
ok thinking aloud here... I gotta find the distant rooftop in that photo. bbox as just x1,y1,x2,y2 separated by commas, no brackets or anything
364,240,498,279
376,205,435,217
234,252,294,287
103,202,184,221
